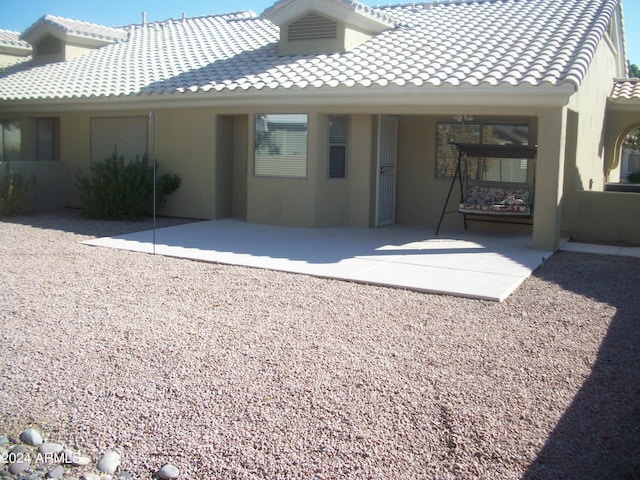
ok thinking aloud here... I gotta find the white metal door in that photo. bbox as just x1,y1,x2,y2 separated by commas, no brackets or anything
375,115,398,227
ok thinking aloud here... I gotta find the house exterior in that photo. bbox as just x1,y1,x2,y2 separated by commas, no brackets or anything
1,0,639,250
0,30,31,67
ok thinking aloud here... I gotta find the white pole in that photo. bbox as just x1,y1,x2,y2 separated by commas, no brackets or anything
148,111,157,254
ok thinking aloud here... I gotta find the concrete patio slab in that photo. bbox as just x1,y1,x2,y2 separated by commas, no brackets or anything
82,218,554,301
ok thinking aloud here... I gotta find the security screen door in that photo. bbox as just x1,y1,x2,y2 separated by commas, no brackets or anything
375,115,398,227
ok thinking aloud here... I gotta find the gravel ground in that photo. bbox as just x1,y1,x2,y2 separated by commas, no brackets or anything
1,209,639,479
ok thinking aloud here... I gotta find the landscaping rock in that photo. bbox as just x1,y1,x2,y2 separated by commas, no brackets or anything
39,442,64,455
46,465,64,478
20,428,43,446
157,463,180,479
8,458,30,475
97,451,121,474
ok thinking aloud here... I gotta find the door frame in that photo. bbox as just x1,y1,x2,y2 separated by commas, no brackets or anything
375,115,399,227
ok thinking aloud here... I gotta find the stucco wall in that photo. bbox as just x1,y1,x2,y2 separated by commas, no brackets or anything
562,190,640,245
559,33,634,244
565,37,619,192
312,114,374,227
0,161,65,210
22,108,226,219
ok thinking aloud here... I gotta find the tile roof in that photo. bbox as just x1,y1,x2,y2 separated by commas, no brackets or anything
263,0,399,27
610,78,640,100
0,0,621,104
0,29,31,51
22,15,128,43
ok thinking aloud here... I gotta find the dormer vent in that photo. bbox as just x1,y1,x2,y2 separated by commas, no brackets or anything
288,13,337,41
263,0,397,55
35,34,62,55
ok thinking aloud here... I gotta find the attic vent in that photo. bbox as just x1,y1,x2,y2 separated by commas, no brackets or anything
35,35,62,55
288,13,337,41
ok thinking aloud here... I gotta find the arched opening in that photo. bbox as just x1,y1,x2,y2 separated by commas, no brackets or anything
617,125,640,183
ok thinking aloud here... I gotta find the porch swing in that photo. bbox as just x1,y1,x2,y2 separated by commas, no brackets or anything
435,142,538,235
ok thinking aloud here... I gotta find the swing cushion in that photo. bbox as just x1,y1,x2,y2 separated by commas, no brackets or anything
460,186,531,216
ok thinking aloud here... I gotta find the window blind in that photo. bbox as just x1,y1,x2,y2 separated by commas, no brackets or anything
255,114,308,178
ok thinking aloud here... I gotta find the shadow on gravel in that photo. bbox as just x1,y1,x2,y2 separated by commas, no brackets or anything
0,208,198,238
524,252,640,479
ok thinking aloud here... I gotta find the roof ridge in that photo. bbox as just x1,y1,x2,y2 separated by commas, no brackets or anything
264,0,398,26
122,10,258,29
42,14,127,33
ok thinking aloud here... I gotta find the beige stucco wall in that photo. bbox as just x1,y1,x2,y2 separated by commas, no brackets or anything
245,112,375,228
565,37,620,192
312,114,374,227
0,160,65,210
562,190,640,245
1,108,233,219
558,34,635,245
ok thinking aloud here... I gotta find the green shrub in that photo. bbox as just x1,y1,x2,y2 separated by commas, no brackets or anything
76,151,181,220
0,164,39,216
627,171,640,184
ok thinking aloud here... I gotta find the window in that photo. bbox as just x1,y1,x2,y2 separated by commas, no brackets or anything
436,122,530,183
36,118,59,161
255,114,308,177
328,116,346,178
91,116,148,164
0,120,21,162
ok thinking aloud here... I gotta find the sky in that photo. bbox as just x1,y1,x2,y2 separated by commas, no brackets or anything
1,0,639,67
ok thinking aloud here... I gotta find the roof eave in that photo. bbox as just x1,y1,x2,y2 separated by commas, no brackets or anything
21,20,124,47
0,83,576,114
0,45,32,56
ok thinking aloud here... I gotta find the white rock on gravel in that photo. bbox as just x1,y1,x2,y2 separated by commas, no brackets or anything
39,442,64,455
158,463,180,479
97,450,121,474
20,428,43,446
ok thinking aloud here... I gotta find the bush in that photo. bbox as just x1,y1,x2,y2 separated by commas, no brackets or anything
76,151,181,220
0,164,39,216
627,171,640,184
